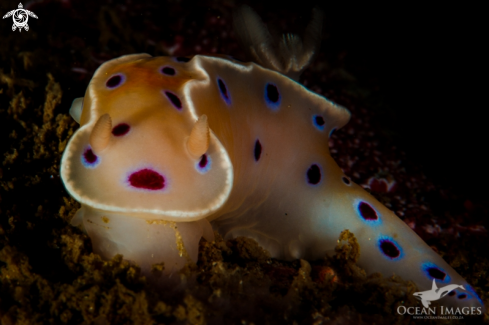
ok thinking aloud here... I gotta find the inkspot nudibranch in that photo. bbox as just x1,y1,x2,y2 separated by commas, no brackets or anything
60,6,484,310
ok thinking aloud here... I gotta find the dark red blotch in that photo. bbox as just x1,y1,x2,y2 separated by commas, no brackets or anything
84,148,97,164
379,240,400,258
112,123,130,136
358,202,378,221
128,169,165,190
427,267,446,281
199,154,208,168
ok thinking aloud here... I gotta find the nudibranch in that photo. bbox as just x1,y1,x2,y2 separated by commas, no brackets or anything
60,6,483,310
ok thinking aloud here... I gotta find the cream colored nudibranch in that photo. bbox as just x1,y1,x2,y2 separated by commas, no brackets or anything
60,6,484,310
60,52,483,310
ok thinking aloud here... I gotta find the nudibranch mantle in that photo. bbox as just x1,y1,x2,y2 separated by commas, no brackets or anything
60,53,483,310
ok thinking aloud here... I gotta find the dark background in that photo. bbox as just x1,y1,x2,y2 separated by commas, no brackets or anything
313,2,488,201
1,0,487,200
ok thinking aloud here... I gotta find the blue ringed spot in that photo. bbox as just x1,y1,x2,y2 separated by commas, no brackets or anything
420,262,451,283
313,115,325,131
354,200,381,225
254,140,262,162
377,236,403,260
217,78,231,105
196,154,211,174
164,91,182,110
265,83,281,109
306,164,321,185
161,66,176,76
358,201,378,221
106,73,125,89
81,146,100,168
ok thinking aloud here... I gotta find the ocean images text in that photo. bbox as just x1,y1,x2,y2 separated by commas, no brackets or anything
397,306,482,316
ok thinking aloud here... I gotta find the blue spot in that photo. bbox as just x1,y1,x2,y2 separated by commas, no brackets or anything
306,164,321,185
265,83,281,110
106,73,125,89
377,235,403,260
196,154,211,174
354,199,382,226
421,262,451,283
81,147,100,168
217,78,231,106
313,115,325,131
465,285,484,305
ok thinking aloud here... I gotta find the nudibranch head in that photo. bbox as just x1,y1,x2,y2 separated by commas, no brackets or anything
61,54,233,221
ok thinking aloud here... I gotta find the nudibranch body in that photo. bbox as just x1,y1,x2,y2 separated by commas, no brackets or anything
61,53,483,310
60,7,484,311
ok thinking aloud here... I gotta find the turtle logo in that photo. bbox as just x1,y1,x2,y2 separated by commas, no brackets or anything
3,3,38,32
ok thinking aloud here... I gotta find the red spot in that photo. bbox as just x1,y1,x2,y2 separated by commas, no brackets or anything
427,267,446,281
358,202,378,221
379,239,400,258
128,169,165,190
112,123,130,136
84,148,97,164
198,154,208,168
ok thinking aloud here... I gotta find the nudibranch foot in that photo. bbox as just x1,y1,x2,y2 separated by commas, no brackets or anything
74,206,214,276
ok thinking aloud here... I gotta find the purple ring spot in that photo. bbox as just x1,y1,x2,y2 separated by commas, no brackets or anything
448,291,456,297
458,293,467,300
427,267,447,281
254,140,262,162
421,262,451,283
265,83,281,109
164,91,182,110
81,147,100,168
199,155,208,168
128,169,165,190
112,123,130,136
106,73,125,89
378,236,403,260
218,78,231,105
358,202,378,221
307,164,321,185
196,154,212,174
313,115,325,130
161,66,176,76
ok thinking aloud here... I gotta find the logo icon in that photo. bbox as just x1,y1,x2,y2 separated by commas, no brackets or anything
3,3,38,32
413,279,466,308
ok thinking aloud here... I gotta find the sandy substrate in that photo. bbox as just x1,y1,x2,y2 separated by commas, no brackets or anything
0,0,487,324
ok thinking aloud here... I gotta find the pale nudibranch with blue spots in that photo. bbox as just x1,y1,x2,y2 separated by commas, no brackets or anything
60,6,484,310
